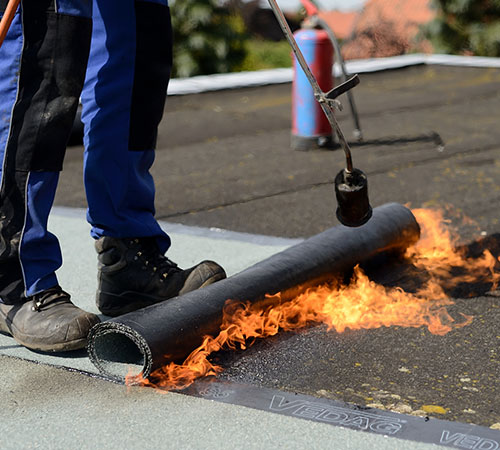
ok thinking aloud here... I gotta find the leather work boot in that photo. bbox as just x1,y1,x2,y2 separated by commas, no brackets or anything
95,237,227,317
0,287,100,352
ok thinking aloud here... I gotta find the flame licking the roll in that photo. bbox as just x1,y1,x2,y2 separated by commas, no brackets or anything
129,208,499,391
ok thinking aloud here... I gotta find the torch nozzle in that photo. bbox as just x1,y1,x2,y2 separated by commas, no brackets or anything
334,168,372,227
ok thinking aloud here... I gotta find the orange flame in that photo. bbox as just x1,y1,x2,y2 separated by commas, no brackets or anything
409,208,499,290
130,208,499,391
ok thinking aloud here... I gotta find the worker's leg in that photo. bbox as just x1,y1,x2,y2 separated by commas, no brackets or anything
81,0,172,253
0,0,92,303
82,0,226,317
0,0,99,351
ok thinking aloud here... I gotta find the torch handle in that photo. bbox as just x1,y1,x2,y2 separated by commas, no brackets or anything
0,0,21,50
267,0,353,172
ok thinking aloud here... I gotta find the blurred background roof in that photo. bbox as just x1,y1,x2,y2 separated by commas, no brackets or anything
261,0,367,11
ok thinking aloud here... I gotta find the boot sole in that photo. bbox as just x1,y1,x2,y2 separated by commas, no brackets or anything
98,271,226,317
0,314,92,352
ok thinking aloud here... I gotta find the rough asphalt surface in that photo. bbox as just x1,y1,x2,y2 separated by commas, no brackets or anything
55,65,500,428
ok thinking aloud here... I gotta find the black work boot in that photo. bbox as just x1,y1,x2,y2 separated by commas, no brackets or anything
0,287,100,352
95,237,227,317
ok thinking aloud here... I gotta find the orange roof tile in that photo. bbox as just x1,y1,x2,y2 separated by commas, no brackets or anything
341,0,435,59
317,10,358,40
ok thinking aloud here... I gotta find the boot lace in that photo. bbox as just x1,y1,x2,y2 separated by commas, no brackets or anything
31,287,70,312
131,238,181,281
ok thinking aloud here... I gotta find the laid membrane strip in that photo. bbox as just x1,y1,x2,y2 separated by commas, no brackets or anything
184,379,500,449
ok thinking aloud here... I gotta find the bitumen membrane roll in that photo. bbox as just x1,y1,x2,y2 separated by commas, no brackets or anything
87,203,420,383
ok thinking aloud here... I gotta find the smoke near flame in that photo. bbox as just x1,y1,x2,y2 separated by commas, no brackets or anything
130,208,499,391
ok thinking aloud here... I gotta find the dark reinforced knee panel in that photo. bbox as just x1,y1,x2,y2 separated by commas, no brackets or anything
129,1,173,151
6,0,92,172
0,0,92,303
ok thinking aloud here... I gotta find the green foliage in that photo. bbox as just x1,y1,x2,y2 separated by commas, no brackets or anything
423,0,500,56
236,39,292,71
171,1,249,77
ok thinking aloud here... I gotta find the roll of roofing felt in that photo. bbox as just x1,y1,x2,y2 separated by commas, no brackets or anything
87,203,420,383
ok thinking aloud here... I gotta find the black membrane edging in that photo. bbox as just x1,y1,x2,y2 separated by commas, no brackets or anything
183,379,500,448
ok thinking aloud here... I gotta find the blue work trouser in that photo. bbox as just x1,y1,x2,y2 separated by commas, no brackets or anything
0,0,171,303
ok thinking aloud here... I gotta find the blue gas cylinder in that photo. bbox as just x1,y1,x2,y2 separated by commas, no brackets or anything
291,28,334,150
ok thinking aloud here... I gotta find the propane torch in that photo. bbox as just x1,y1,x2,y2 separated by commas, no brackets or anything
267,0,372,227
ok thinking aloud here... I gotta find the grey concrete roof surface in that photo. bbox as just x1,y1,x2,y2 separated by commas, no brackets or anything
0,211,444,450
1,61,500,448
1,357,446,450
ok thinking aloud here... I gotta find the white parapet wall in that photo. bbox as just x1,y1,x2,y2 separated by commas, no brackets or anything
167,54,500,96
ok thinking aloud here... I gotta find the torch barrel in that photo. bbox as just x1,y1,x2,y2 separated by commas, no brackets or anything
87,203,420,382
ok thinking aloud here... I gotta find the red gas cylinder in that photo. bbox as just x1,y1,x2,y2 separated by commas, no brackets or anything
291,27,334,151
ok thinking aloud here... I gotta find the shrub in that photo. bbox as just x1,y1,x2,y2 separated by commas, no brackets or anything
423,0,500,56
171,0,248,77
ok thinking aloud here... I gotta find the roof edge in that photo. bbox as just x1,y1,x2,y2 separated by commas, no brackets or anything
167,54,500,95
